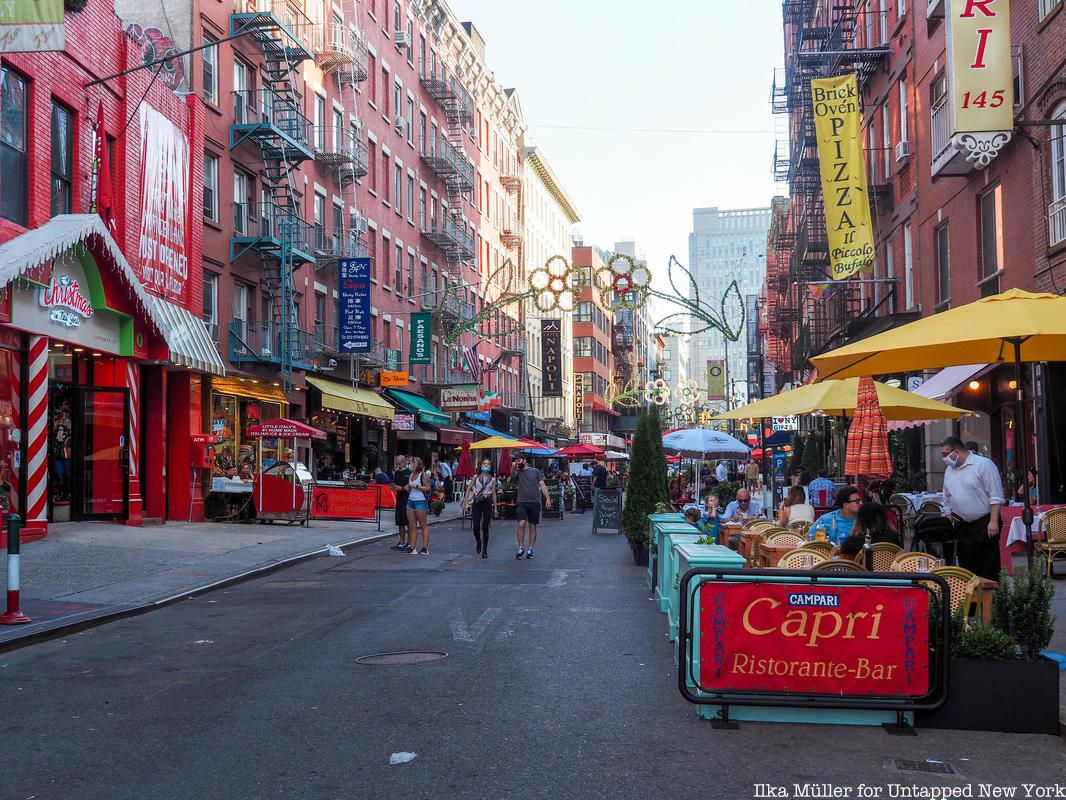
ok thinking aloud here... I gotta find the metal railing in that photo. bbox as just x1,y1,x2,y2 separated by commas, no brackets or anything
1050,197,1066,247
421,362,478,386
420,214,475,259
231,88,313,151
931,94,951,162
312,22,368,80
229,320,327,370
314,224,367,259
419,134,475,189
232,0,314,51
312,126,369,175
231,201,315,253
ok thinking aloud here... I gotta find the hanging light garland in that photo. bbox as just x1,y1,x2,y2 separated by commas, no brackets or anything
438,258,532,347
528,255,579,313
675,378,703,408
605,375,644,409
644,378,671,407
594,253,651,312
650,255,745,343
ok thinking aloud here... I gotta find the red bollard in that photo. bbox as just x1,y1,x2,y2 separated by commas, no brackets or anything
0,514,30,625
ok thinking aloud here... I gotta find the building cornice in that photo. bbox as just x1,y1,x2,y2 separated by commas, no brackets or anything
524,147,581,224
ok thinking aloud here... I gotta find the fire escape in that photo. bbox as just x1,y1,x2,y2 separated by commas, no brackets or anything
227,0,317,390
771,0,890,380
418,56,476,274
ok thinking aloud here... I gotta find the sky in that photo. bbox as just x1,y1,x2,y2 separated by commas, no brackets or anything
450,0,785,295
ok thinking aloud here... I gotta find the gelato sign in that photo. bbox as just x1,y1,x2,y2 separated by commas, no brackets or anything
39,276,94,328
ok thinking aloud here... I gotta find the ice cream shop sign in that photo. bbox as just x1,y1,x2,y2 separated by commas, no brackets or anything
39,276,94,328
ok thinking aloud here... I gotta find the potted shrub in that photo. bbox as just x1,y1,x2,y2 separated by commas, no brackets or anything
917,560,1059,734
563,486,575,512
621,410,668,565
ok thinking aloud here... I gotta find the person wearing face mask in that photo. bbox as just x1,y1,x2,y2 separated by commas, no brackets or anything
513,455,551,560
940,435,1004,580
463,458,498,558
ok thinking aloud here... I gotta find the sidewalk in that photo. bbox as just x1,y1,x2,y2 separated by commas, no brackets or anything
0,507,463,649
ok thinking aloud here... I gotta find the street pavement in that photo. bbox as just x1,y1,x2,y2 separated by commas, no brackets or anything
2,512,1065,800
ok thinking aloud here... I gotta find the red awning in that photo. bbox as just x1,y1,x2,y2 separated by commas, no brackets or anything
584,399,621,417
437,426,473,446
246,418,327,440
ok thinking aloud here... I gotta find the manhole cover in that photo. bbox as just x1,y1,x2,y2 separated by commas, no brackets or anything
892,759,957,775
355,650,448,665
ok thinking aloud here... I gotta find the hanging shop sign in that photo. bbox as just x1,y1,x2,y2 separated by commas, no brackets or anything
138,103,190,303
0,0,64,53
391,413,416,431
409,312,431,365
811,74,875,281
379,371,409,387
39,275,94,328
339,258,371,353
697,580,930,697
574,373,584,423
541,318,563,397
771,415,799,432
440,386,480,412
948,0,1012,135
706,360,726,400
385,348,401,371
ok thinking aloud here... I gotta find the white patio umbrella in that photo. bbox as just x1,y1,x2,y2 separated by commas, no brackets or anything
661,428,750,490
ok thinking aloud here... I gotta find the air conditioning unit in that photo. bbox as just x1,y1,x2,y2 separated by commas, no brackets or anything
394,30,411,49
895,140,911,162
394,114,407,134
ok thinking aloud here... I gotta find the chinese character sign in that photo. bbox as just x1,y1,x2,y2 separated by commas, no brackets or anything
811,74,875,281
138,103,190,303
409,312,431,364
339,258,371,353
541,318,562,397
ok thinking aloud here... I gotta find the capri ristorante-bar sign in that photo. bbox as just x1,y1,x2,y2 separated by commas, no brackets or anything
811,74,875,281
698,581,929,697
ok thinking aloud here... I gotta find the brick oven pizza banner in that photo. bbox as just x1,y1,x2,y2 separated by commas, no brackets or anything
697,581,929,697
138,103,190,305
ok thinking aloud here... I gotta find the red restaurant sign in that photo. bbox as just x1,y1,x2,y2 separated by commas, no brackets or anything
698,582,929,697
311,485,379,520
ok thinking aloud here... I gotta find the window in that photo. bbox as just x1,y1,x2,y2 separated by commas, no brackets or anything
368,142,378,193
979,184,1003,295
406,98,414,145
368,54,377,106
406,174,414,219
332,108,344,152
394,82,402,122
313,194,325,249
407,251,415,296
203,152,219,220
315,292,327,341
935,224,950,304
1050,103,1066,246
419,111,427,153
314,95,325,149
233,58,252,125
332,203,343,252
203,273,219,340
419,187,426,228
1,68,28,226
879,0,888,43
903,222,912,309
897,0,906,16
382,154,390,203
898,77,908,146
430,121,438,156
1039,0,1061,21
394,163,403,215
882,104,891,178
574,302,593,323
233,170,250,235
232,281,249,338
394,241,403,291
50,102,73,216
574,337,593,358
382,68,390,117
202,33,218,103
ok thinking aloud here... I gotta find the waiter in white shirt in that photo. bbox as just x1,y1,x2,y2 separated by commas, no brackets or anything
939,436,1004,580
715,461,728,483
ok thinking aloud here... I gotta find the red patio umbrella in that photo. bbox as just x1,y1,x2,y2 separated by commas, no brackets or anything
454,439,474,480
844,376,893,481
498,446,513,477
556,443,606,459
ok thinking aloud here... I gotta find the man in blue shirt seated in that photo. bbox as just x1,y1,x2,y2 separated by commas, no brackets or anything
807,469,836,507
722,488,763,523
809,485,861,544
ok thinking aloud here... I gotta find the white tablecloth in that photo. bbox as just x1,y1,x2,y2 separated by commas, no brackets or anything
898,492,944,513
1007,512,1048,545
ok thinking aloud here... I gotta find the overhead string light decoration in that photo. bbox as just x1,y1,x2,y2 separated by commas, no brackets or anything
644,379,671,407
528,255,580,313
605,375,644,409
594,253,651,311
675,379,703,408
438,259,532,346
650,255,745,343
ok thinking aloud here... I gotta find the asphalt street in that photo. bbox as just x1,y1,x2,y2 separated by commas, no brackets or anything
2,513,1065,800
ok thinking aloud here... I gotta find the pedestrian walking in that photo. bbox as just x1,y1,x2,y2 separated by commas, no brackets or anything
744,459,760,493
513,453,551,560
390,455,412,551
940,435,1004,580
463,458,497,558
406,457,433,555
592,459,608,506
438,454,453,504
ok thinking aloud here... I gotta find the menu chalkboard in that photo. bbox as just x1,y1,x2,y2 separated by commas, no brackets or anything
593,487,622,534
573,475,593,513
543,478,563,520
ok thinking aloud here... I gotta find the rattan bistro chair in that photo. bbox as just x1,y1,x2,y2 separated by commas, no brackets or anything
869,542,904,571
929,566,982,618
800,541,835,558
775,548,822,570
764,530,808,549
812,558,867,572
890,551,938,573
1035,507,1066,578
788,520,813,538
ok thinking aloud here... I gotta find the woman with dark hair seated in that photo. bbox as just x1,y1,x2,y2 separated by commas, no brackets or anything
839,502,902,557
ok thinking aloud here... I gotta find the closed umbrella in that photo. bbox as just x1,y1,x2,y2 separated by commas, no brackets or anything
498,447,513,477
810,288,1066,567
844,377,892,481
454,440,474,480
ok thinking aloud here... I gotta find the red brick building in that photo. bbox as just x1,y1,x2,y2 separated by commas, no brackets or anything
570,246,616,436
0,0,221,531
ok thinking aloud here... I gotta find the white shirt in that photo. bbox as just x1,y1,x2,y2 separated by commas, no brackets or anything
438,461,452,478
715,463,728,482
942,452,1005,522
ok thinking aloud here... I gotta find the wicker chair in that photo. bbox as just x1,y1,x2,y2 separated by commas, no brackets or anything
890,551,938,573
764,530,808,549
918,500,944,518
869,542,904,571
812,558,867,572
750,532,768,568
800,541,835,557
788,520,813,538
929,566,982,617
776,548,822,570
888,493,916,518
1034,507,1066,578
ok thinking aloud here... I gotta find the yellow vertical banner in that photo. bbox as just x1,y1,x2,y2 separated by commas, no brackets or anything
811,74,875,281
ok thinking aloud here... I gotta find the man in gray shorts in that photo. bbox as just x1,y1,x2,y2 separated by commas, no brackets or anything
513,454,551,560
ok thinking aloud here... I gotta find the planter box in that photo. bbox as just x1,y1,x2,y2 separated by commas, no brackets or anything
916,657,1060,735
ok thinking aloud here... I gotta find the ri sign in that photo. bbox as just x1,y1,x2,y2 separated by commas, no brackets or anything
339,258,371,353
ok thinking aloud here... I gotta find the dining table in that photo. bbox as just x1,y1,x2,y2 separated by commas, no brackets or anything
999,504,1062,575
759,540,801,568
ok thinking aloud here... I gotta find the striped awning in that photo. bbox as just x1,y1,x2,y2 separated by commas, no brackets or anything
148,295,226,376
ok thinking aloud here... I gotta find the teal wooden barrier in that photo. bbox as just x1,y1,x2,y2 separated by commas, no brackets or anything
646,513,685,594
668,541,744,642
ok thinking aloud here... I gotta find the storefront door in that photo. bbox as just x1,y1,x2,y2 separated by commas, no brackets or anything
73,387,130,521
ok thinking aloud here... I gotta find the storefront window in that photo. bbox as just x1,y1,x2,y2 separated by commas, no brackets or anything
211,391,283,476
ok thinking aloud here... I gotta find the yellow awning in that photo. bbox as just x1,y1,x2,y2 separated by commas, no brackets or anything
306,377,395,421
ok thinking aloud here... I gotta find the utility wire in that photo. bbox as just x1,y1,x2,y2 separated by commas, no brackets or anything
531,124,775,135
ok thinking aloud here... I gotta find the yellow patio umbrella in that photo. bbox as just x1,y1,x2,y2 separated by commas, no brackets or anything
712,377,967,421
810,288,1066,567
468,436,531,450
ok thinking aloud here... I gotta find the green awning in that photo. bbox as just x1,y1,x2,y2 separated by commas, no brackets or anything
386,389,450,427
